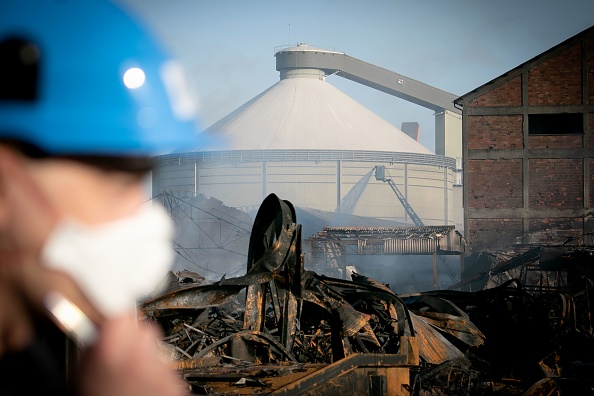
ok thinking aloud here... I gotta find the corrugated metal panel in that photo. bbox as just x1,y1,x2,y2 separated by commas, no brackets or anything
308,226,466,256
439,228,465,253
383,238,439,254
319,225,455,234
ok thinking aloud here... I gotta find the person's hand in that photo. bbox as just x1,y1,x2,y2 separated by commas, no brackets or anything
0,277,33,356
77,316,188,396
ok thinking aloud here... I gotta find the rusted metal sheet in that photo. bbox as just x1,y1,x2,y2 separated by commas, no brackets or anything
411,312,484,349
406,313,465,365
270,353,413,396
403,273,594,394
142,282,242,312
182,363,325,395
243,283,264,331
403,295,485,348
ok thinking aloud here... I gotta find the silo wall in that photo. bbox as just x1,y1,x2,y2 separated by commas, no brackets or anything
153,150,459,226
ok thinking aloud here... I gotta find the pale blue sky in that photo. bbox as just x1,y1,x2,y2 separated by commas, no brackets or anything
118,0,593,152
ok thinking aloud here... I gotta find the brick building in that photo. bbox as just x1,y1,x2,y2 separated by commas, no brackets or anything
454,26,594,252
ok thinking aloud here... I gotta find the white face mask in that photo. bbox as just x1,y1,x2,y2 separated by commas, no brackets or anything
41,203,174,317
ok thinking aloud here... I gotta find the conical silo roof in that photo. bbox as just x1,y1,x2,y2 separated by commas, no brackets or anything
192,52,432,154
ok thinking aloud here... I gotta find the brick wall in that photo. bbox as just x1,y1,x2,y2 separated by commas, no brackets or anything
527,218,584,244
468,159,523,209
468,115,523,150
588,38,594,104
586,219,594,245
468,76,522,107
589,113,594,149
528,44,582,106
591,158,594,208
464,31,592,252
529,158,583,208
468,219,524,251
529,217,583,232
528,134,583,149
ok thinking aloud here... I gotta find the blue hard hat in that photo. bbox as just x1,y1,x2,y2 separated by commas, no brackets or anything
0,0,201,156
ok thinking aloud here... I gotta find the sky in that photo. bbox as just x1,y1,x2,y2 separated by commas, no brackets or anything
117,0,594,152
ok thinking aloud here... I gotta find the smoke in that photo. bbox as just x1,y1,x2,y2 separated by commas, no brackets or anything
346,255,458,293
156,191,458,293
157,192,253,282
337,169,373,214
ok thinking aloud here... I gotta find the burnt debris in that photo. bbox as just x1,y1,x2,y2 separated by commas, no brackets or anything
141,194,594,395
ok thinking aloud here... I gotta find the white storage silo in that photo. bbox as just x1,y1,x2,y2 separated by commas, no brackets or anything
153,45,460,227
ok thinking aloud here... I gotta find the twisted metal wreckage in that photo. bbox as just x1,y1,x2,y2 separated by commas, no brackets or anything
141,194,594,395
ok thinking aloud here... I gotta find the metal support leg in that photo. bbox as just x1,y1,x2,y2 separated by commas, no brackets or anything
433,253,438,290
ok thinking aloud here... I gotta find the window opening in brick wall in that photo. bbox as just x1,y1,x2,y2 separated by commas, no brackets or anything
528,113,583,135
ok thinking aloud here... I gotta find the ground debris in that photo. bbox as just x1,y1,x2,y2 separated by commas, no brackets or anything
141,194,594,395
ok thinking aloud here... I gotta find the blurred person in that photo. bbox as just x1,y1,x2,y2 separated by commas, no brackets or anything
0,0,202,394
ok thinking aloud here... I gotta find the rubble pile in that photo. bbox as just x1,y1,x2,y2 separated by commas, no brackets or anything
141,194,594,395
